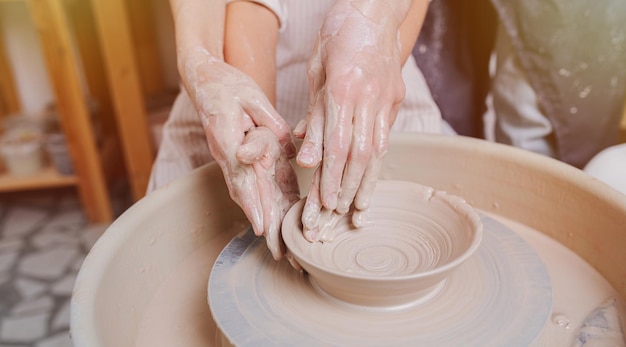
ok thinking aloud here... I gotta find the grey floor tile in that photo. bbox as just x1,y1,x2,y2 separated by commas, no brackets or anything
51,275,75,296
18,247,79,280
51,299,71,331
45,211,85,230
0,312,49,343
15,278,47,299
2,208,48,238
36,332,72,347
32,231,80,250
0,273,9,287
0,253,18,273
0,188,126,345
11,296,54,316
0,239,23,254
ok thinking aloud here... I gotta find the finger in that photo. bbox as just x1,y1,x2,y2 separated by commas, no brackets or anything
240,90,296,158
261,170,285,261
243,127,300,204
228,168,265,236
236,137,268,165
352,209,367,228
354,108,392,211
243,128,284,259
265,206,284,260
336,103,375,214
297,43,326,167
293,119,307,139
320,97,353,210
236,127,277,169
297,91,325,168
302,168,323,242
307,37,325,99
252,159,283,259
205,107,266,236
203,105,251,163
285,250,303,271
275,156,301,205
317,209,344,243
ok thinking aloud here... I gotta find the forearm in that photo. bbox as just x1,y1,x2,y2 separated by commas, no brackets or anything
399,0,429,63
331,0,427,63
225,1,279,105
169,0,226,70
320,0,419,66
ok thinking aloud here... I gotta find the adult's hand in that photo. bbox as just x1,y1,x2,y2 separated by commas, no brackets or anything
295,0,414,241
181,48,299,259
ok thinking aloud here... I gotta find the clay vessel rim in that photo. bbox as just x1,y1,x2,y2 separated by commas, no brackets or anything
283,180,484,282
290,226,483,282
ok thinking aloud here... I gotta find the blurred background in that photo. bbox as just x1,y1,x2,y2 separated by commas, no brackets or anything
0,0,178,345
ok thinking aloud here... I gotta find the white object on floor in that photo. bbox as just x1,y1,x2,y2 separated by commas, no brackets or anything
584,144,626,195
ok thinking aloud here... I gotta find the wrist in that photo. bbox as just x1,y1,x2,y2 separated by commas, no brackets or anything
326,0,413,30
177,47,221,84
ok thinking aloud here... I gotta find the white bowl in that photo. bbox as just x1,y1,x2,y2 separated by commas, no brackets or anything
282,180,482,308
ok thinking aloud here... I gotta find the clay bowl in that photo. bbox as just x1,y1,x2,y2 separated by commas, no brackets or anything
282,180,483,308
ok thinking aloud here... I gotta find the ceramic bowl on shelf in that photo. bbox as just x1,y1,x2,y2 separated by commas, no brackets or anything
282,180,483,309
0,129,45,176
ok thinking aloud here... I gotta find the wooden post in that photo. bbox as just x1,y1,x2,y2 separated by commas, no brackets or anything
0,14,21,121
90,0,155,200
27,0,112,222
64,0,126,182
126,0,164,98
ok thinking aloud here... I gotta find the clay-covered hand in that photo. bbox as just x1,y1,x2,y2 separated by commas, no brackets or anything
295,0,413,241
181,48,299,259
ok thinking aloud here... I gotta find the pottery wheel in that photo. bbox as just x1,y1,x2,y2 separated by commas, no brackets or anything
208,215,552,346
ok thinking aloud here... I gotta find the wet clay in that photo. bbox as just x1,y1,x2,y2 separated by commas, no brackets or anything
282,180,482,308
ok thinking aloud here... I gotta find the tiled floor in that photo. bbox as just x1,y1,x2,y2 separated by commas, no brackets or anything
0,187,129,347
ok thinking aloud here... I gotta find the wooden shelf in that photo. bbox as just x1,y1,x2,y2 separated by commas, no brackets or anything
0,164,77,192
0,0,160,221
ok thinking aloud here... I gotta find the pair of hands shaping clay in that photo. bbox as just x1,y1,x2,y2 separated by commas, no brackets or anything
183,0,415,260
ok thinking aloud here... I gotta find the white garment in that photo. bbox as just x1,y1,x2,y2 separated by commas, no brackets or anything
487,23,557,158
148,0,442,192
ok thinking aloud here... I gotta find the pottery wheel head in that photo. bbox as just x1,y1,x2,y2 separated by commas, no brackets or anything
281,180,483,308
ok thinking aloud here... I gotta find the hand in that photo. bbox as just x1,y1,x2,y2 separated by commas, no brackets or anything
181,48,299,259
295,1,410,241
